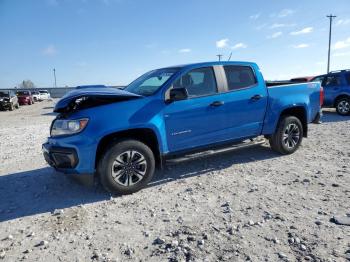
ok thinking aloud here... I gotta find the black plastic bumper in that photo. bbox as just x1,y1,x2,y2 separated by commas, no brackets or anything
0,101,10,109
42,143,79,169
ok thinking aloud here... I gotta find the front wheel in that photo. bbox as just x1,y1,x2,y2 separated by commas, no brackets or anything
9,103,14,111
335,97,350,116
269,116,303,154
98,139,155,195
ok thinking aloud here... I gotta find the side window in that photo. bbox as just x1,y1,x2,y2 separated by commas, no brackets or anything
324,75,341,87
345,73,350,85
224,66,257,91
173,67,217,97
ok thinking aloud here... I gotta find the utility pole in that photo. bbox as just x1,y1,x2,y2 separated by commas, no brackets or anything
216,54,223,61
327,14,336,73
53,68,57,88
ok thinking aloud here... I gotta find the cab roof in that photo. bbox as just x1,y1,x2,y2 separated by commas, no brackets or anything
162,61,258,70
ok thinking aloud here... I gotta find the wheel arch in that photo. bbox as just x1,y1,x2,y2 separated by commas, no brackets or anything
333,94,350,107
278,106,308,137
95,128,161,171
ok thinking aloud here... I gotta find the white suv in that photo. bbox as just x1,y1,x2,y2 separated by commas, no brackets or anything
39,90,51,100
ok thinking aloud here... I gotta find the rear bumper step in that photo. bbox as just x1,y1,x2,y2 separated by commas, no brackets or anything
166,137,266,164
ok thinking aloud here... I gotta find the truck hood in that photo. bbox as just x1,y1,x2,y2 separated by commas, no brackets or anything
54,87,142,113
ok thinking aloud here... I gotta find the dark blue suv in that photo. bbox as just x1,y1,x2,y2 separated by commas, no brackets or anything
311,70,350,115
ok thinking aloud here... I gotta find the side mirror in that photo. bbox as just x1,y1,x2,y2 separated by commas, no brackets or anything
169,87,188,102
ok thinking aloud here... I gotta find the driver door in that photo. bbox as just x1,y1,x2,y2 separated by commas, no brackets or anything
163,67,227,153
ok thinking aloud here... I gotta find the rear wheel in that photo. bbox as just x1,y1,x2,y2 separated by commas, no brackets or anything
335,97,350,116
15,103,19,109
98,139,155,194
9,103,14,111
269,116,303,154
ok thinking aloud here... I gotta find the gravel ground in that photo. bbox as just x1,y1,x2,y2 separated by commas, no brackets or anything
0,101,349,262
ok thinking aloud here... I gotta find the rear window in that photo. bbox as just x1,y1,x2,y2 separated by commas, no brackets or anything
224,66,257,91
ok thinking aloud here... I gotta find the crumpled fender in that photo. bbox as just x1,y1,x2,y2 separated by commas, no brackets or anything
54,87,141,113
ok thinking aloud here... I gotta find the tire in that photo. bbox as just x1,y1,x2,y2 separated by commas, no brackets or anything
98,139,155,194
28,100,32,105
15,103,19,109
9,103,14,111
335,97,350,116
269,116,303,154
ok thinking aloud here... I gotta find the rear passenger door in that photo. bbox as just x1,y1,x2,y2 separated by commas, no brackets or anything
219,65,268,140
322,75,342,106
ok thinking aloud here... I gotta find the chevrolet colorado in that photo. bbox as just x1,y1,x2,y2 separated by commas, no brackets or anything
43,61,323,194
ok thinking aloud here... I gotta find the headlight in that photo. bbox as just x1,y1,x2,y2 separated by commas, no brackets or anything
51,118,89,137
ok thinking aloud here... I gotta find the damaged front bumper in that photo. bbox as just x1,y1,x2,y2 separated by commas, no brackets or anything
42,142,95,186
42,143,79,169
42,132,97,175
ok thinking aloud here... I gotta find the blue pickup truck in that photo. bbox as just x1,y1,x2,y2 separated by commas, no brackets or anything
43,61,322,194
311,69,350,115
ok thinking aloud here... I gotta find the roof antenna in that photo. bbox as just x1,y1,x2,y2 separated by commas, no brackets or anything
227,52,232,61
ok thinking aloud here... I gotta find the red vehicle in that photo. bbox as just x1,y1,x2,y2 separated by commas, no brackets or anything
290,76,315,83
17,90,35,105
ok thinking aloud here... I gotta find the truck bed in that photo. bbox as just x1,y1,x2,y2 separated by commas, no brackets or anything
261,81,322,135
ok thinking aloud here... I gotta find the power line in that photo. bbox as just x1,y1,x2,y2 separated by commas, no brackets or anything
326,14,336,73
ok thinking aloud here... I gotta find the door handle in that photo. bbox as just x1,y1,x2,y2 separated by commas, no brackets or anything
250,94,262,101
210,101,224,107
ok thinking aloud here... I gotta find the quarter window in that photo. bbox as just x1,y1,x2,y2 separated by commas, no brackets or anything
173,67,217,97
224,66,257,91
324,75,341,87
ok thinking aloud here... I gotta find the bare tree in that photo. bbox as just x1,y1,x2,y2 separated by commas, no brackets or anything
19,80,35,89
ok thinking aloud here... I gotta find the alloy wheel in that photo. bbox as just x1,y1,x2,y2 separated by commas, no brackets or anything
111,150,147,187
283,123,300,149
337,100,350,114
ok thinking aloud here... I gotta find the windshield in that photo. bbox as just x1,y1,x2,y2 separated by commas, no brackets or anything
0,92,9,97
125,68,179,96
17,91,29,95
